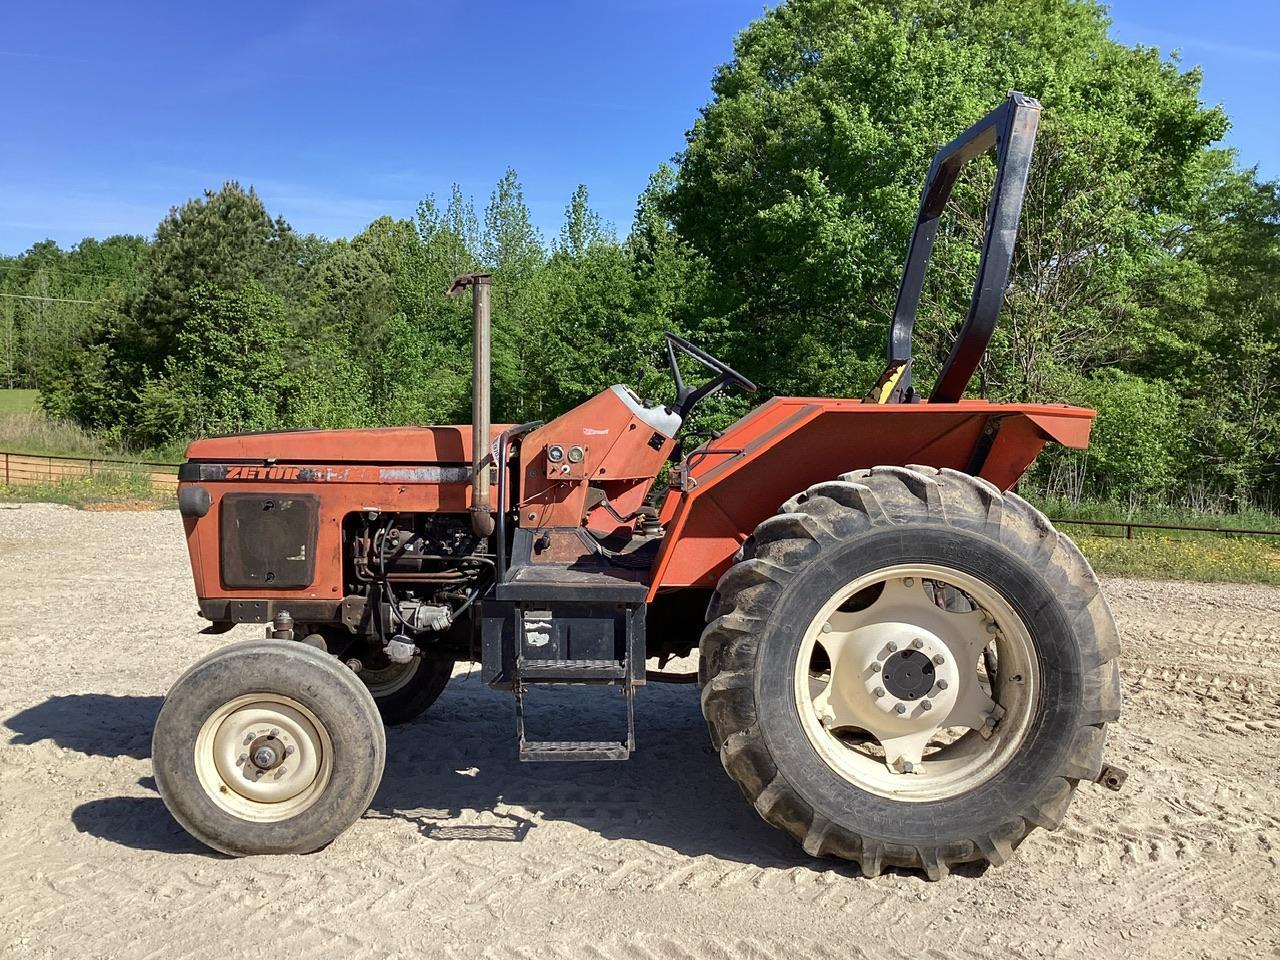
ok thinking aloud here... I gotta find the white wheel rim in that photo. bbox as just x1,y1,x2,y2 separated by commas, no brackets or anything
359,659,420,697
194,693,333,822
793,563,1039,802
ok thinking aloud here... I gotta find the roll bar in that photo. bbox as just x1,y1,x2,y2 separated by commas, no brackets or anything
886,91,1041,403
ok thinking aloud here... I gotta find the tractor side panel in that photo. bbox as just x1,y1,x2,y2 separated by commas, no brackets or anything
179,467,476,618
649,399,1093,594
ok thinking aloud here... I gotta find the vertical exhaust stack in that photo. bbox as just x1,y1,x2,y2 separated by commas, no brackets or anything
448,273,496,538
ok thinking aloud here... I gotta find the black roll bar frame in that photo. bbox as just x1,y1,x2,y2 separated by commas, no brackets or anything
886,91,1041,403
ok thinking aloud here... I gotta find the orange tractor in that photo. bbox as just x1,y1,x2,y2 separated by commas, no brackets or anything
154,93,1122,878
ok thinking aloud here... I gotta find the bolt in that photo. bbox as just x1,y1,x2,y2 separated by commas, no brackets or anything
920,699,932,711
870,662,881,673
252,746,278,769
528,512,537,521
894,703,907,715
932,654,945,665
345,658,363,673
886,641,899,653
900,760,915,774
911,638,924,650
936,678,949,691
821,622,832,634
903,578,914,587
236,753,247,766
873,687,886,698
284,745,295,757
242,733,255,746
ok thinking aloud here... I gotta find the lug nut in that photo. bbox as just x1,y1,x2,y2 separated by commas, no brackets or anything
894,703,907,715
932,654,945,665
870,662,881,673
911,638,924,650
886,641,899,653
936,679,949,691
821,622,832,633
903,578,914,587
873,687,886,698
920,699,932,711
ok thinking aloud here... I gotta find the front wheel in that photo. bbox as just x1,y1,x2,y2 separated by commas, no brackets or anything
153,640,386,856
699,466,1121,879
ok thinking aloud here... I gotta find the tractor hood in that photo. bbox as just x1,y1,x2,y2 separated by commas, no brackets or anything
185,425,511,465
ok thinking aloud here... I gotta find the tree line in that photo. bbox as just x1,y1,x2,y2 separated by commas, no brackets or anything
1,0,1276,506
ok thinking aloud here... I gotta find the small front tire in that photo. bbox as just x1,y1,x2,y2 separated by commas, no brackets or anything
153,640,386,856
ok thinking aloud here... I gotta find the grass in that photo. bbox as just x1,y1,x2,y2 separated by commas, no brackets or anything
1073,533,1280,585
0,397,175,508
0,411,113,458
1030,493,1280,536
0,388,38,416
0,468,174,509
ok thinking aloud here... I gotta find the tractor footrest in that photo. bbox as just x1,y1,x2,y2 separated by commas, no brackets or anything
518,658,627,682
519,739,631,762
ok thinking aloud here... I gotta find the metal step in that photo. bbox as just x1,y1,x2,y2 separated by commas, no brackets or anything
517,658,627,682
519,740,631,762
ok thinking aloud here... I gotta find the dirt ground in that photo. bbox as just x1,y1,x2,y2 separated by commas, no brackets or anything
1,502,1277,960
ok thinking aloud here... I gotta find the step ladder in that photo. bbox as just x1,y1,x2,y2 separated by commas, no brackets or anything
514,645,636,761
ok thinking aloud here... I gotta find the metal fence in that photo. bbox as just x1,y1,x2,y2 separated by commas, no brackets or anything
1049,517,1280,540
0,450,179,493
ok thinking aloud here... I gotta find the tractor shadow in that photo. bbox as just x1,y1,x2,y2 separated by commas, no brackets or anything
372,672,864,874
5,682,968,877
4,693,208,854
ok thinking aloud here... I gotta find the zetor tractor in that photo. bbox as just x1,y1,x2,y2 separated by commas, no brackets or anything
154,93,1122,878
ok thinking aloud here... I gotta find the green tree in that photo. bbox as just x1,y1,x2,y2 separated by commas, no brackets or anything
483,168,548,421
134,282,291,444
667,0,1228,404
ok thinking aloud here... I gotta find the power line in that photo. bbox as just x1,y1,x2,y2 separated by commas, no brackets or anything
0,292,99,305
0,262,137,284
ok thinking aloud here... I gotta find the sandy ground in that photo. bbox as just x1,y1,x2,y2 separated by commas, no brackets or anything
0,502,1277,960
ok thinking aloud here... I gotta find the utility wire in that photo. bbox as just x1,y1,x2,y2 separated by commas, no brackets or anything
0,293,99,305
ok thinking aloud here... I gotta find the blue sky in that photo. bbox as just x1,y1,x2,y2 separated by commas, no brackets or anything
1,0,1276,255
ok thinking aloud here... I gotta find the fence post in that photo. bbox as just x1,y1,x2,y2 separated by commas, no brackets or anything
1125,523,1133,540
3,452,7,487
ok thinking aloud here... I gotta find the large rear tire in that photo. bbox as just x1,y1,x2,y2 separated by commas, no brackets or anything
699,466,1121,879
153,640,386,856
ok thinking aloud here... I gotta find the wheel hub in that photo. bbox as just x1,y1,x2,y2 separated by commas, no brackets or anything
881,649,935,701
249,735,286,771
797,568,1040,799
195,695,332,821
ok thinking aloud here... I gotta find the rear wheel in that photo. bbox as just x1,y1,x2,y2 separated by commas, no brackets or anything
699,466,1121,878
153,640,385,856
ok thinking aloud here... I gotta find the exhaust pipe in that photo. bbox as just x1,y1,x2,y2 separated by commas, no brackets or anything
447,273,495,538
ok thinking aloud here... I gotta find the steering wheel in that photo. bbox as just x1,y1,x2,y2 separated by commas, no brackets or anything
664,332,758,420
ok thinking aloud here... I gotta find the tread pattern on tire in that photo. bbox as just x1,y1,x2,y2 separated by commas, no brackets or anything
698,465,1122,879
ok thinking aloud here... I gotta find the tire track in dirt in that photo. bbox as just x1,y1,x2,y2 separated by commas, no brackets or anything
2,506,1280,959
